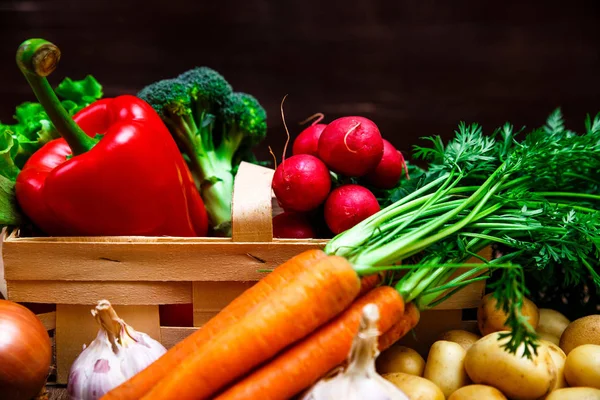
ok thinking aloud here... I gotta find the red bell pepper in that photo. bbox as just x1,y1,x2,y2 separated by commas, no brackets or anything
14,38,208,237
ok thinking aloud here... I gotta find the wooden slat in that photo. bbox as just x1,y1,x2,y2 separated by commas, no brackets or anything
55,304,160,384
3,239,326,282
160,326,198,349
7,281,192,305
192,281,254,326
38,311,57,331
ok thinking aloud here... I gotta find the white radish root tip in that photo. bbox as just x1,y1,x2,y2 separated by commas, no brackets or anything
299,112,325,126
343,122,362,154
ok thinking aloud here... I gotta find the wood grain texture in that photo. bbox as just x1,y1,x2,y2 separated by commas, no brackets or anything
37,311,56,330
160,326,198,349
7,281,192,304
231,162,275,242
0,0,599,163
55,304,160,384
47,386,69,400
3,237,326,281
192,280,254,326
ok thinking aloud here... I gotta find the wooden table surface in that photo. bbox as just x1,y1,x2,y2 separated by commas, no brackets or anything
47,386,68,400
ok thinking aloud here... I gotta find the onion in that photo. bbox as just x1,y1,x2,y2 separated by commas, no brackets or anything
0,299,52,400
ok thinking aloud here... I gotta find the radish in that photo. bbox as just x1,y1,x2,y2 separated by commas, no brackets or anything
272,212,316,238
364,139,407,189
324,184,380,234
292,124,327,157
318,116,384,177
272,154,332,212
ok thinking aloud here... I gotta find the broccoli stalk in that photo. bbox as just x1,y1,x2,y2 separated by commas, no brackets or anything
138,68,267,236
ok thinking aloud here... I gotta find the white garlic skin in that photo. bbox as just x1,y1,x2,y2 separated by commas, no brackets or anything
67,330,127,400
67,300,167,400
119,328,167,379
302,368,410,400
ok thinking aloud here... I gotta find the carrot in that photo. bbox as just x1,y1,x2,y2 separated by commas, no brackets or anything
357,272,385,296
140,255,361,400
215,286,405,400
102,249,327,400
378,302,420,351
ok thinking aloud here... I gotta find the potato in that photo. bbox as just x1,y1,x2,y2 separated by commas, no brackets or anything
478,293,539,336
542,340,567,392
545,387,600,400
448,384,508,400
559,315,600,355
383,372,445,400
376,345,425,376
538,332,560,346
538,309,570,339
437,330,481,351
423,340,471,398
563,343,600,389
464,332,556,400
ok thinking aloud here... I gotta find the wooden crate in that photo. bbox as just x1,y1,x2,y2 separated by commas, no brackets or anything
2,162,487,384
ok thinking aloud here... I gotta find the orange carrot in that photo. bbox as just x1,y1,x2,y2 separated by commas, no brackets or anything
215,286,405,400
378,302,420,351
358,272,385,296
140,255,361,400
102,249,327,400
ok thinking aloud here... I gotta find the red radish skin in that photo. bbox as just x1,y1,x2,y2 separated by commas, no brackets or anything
272,154,332,212
272,212,316,238
318,116,384,177
365,139,405,189
292,124,327,157
324,184,381,234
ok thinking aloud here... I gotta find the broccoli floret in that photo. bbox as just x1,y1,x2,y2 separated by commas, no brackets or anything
138,78,191,118
216,92,267,166
137,68,267,236
178,67,232,111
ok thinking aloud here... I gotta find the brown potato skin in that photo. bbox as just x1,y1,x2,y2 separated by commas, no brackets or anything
376,345,425,376
448,384,508,400
437,330,481,351
546,387,600,400
383,372,445,400
559,315,600,355
478,293,539,336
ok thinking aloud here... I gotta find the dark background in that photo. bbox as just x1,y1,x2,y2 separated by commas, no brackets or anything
1,0,600,161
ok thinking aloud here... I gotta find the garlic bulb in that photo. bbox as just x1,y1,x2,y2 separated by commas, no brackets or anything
67,300,166,400
301,303,410,400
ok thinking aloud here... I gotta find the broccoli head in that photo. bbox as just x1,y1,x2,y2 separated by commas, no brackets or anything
178,67,232,112
138,78,191,119
216,92,267,165
136,68,267,236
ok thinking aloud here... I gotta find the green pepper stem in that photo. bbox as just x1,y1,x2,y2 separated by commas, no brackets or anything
16,39,97,156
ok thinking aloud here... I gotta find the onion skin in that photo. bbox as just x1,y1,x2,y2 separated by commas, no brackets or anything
0,300,52,400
